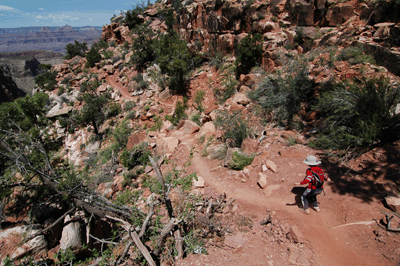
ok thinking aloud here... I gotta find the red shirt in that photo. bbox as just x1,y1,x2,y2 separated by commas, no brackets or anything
300,166,327,190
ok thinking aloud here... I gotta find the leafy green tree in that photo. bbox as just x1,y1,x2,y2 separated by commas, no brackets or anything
85,47,102,68
64,40,88,60
76,81,110,135
235,33,263,78
124,4,145,30
131,25,156,71
155,11,199,94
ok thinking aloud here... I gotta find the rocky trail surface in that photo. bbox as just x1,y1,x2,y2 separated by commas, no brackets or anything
169,131,399,266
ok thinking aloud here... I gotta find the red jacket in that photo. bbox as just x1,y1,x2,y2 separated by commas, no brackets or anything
300,166,327,190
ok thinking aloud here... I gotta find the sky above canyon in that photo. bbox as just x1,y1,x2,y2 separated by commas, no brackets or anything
1,0,154,28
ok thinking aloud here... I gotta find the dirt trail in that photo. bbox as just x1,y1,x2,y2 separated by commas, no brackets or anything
106,74,135,100
175,133,394,266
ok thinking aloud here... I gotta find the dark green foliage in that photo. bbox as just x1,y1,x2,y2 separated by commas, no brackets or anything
235,33,263,78
248,57,314,125
111,120,132,150
124,101,136,111
86,47,102,68
313,77,400,150
165,98,188,125
76,81,110,135
35,71,57,91
0,92,49,133
64,40,88,60
214,111,250,147
120,143,151,170
38,63,52,70
124,4,145,30
155,12,198,93
105,102,121,119
194,90,205,112
131,25,156,71
132,73,148,91
337,45,375,65
229,151,255,170
92,39,109,50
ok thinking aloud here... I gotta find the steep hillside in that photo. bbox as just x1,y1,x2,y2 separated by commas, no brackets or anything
1,0,400,265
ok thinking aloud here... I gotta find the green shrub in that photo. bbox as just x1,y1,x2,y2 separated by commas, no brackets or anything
235,33,263,78
337,45,375,65
194,90,205,112
57,87,65,96
131,25,156,71
85,47,101,68
92,39,109,50
165,98,188,126
150,115,163,131
190,112,201,126
313,77,400,151
214,111,251,147
124,4,145,30
64,40,87,60
124,101,136,111
103,50,113,60
119,142,151,170
105,103,121,119
248,56,314,125
229,151,255,170
35,71,57,91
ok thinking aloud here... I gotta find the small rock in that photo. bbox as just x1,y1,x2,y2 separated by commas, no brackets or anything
265,160,278,173
385,195,400,212
287,225,305,244
193,175,205,188
257,173,268,189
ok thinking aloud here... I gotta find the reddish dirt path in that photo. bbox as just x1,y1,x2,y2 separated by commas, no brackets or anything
172,132,397,266
106,74,136,100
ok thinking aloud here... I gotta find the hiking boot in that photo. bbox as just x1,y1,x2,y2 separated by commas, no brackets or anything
314,207,320,212
299,208,310,215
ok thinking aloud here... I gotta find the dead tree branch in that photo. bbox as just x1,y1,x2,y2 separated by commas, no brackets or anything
153,218,182,256
384,213,400,232
107,215,156,266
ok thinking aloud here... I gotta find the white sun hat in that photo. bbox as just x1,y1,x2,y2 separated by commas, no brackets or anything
303,155,321,166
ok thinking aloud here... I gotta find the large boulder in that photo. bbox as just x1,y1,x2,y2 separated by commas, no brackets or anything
60,212,85,251
155,137,180,156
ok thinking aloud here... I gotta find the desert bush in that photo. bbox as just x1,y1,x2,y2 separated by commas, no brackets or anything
214,66,239,104
312,77,400,151
248,56,314,125
85,47,101,68
337,45,375,65
64,40,87,60
131,25,156,71
235,33,263,78
119,142,151,170
194,90,205,112
105,102,121,119
165,98,188,125
92,39,109,50
124,101,136,111
214,111,251,147
35,71,57,91
190,112,201,126
124,4,145,30
229,151,255,170
103,50,113,60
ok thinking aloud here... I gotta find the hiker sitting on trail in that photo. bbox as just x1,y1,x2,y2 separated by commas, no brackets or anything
294,155,330,214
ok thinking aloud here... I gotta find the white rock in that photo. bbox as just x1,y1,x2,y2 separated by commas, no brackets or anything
193,175,205,188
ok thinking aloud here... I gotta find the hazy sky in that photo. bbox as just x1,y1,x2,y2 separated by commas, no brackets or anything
1,0,153,28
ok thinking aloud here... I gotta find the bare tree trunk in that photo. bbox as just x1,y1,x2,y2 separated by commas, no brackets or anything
174,229,183,260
